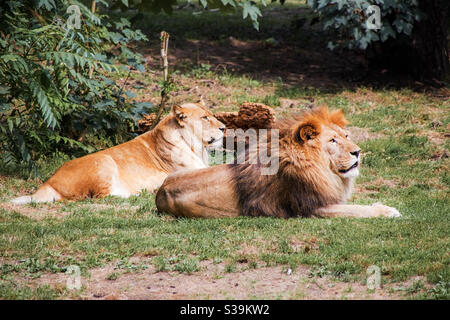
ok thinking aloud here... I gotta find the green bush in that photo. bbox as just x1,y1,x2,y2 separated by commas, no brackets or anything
0,0,152,177
306,0,424,50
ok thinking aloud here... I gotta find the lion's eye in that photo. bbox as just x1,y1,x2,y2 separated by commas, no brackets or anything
345,134,349,138
330,138,337,143
202,116,209,121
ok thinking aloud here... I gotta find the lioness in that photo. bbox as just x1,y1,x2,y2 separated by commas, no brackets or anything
11,103,225,204
156,107,401,218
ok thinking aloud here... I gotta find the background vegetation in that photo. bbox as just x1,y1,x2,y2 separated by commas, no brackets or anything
0,0,152,177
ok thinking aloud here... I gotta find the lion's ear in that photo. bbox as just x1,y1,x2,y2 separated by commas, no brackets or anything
294,119,321,143
329,109,348,128
172,105,187,125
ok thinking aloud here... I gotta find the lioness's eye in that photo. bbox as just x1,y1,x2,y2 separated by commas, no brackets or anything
202,116,209,121
345,134,349,138
330,138,337,143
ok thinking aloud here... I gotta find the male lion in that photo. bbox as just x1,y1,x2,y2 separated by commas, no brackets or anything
156,107,401,218
11,103,225,204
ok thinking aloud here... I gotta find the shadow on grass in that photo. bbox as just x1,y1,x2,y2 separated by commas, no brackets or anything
129,3,360,92
127,2,440,93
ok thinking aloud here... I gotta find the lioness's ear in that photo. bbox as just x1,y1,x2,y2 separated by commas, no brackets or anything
329,109,348,128
196,96,206,107
294,119,321,143
172,105,186,125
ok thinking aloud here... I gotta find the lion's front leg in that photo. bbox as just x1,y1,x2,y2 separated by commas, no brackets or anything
315,203,402,218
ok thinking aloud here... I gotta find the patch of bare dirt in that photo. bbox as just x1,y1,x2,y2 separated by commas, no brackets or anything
289,236,321,254
431,150,450,161
347,127,384,143
356,177,400,195
369,177,399,189
422,128,450,161
24,259,421,300
0,202,70,220
279,98,313,111
139,35,355,91
425,131,450,147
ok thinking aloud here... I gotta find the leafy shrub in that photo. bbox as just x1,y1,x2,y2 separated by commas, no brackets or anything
0,0,152,176
306,0,424,50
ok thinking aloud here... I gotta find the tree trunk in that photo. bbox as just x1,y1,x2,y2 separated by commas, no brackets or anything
412,0,449,79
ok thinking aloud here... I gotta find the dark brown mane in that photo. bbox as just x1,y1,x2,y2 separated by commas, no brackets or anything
230,106,347,218
230,163,333,218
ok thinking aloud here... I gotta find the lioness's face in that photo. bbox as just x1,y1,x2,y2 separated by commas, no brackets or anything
321,124,361,179
172,103,225,147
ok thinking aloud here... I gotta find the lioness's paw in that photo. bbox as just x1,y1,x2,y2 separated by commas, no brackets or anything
371,203,402,218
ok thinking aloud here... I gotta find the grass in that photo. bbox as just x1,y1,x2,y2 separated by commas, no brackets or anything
1,2,449,300
0,282,59,300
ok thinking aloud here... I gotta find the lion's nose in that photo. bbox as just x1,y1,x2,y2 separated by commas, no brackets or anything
350,150,360,158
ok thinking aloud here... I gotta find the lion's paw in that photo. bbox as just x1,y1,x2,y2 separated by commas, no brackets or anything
371,203,402,218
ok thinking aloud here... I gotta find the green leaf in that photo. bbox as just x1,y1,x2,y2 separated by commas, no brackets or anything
37,0,56,11
31,82,58,129
7,119,13,133
0,86,10,95
125,91,137,98
0,103,11,112
0,54,19,63
242,1,262,30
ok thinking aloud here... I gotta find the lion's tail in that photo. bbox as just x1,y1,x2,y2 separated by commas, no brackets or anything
10,183,62,205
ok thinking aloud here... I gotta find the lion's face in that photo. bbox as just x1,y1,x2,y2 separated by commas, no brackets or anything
320,124,361,179
293,108,361,180
172,103,225,147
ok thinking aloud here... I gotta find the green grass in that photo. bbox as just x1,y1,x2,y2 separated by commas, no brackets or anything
1,2,449,300
0,282,59,300
1,151,448,297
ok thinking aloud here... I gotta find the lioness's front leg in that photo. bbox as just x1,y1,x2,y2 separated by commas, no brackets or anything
315,203,401,218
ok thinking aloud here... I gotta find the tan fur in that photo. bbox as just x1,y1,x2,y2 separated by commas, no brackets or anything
11,103,225,204
156,107,401,219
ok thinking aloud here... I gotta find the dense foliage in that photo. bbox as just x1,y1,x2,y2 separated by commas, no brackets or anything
116,0,427,50
0,0,152,177
306,0,424,50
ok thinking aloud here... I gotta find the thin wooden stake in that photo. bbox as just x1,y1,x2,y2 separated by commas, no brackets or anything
150,31,170,130
161,31,169,82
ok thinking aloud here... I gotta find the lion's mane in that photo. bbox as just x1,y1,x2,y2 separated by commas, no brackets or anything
231,106,350,218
